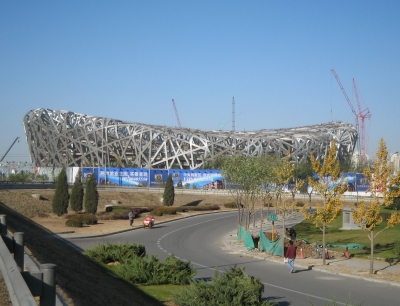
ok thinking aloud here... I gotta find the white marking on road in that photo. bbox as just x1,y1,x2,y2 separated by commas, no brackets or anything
156,213,347,305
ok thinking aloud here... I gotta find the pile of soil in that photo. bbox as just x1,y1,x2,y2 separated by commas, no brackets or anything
256,232,326,259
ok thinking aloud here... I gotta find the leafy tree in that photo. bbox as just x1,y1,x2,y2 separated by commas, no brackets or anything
52,167,69,216
222,155,260,230
163,174,175,206
256,154,281,230
302,140,347,265
70,169,84,213
273,155,303,249
85,174,99,214
202,155,226,170
351,139,400,274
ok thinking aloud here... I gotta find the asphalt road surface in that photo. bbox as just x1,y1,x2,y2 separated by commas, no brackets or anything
66,212,398,306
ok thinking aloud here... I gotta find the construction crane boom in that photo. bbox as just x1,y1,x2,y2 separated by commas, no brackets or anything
0,137,20,162
331,69,372,163
331,69,359,133
171,99,181,128
352,78,371,160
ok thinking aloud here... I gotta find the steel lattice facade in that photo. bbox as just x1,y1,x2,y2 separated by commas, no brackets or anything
23,108,358,169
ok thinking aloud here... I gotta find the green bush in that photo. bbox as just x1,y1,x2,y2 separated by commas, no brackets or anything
153,207,177,215
70,168,84,213
173,266,271,306
185,205,220,212
163,174,175,206
65,214,97,227
223,202,237,208
85,242,146,263
175,206,188,213
81,214,98,225
65,216,83,227
52,167,69,216
118,254,195,286
85,174,99,214
296,202,305,207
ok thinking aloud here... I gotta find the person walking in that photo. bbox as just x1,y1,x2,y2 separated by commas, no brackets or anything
128,210,134,227
285,240,297,273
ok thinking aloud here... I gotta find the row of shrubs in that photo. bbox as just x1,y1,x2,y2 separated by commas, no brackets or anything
85,243,270,305
64,201,304,225
85,243,195,286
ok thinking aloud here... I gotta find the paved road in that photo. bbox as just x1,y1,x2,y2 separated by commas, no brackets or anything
66,212,398,306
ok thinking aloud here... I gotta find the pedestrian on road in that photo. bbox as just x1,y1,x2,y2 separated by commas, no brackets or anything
285,240,297,273
128,210,134,227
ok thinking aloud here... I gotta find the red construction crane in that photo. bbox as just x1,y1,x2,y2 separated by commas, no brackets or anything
171,99,181,128
331,69,371,162
352,78,371,160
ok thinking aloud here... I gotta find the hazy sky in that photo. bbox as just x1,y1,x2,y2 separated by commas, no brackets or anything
1,1,399,162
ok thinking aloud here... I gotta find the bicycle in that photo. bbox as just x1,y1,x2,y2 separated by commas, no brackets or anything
311,241,323,259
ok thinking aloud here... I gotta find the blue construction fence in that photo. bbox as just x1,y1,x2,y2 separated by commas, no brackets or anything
80,168,370,191
81,168,225,189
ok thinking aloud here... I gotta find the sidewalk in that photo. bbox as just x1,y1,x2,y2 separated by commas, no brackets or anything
222,213,400,287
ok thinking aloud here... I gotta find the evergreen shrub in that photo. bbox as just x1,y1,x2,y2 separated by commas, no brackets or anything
52,167,69,216
85,242,146,263
85,174,99,214
163,174,175,206
173,266,271,306
65,216,83,227
118,254,195,285
153,207,177,215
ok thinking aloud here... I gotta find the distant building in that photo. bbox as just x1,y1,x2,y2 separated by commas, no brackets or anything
24,108,358,169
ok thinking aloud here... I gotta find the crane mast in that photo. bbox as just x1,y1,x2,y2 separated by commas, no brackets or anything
171,99,181,128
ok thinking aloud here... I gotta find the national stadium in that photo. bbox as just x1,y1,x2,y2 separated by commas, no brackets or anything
23,108,358,169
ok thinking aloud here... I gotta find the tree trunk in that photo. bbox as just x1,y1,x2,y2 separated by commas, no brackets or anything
322,223,326,265
370,231,374,274
282,217,286,258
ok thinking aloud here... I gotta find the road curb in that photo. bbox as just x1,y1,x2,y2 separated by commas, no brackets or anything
222,233,400,288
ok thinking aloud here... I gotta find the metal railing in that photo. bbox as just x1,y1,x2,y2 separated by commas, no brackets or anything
0,215,57,306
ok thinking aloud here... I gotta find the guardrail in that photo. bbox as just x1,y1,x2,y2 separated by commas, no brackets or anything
0,215,57,306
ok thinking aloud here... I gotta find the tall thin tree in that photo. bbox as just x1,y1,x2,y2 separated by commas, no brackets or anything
302,140,347,265
52,167,69,216
163,174,175,206
351,139,400,274
70,169,84,213
85,174,99,214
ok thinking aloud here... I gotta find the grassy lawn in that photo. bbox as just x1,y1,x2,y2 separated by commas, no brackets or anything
137,284,188,303
293,211,400,259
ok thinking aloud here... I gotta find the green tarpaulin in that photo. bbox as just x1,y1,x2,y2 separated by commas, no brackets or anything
244,230,255,250
326,243,365,249
237,225,246,242
258,230,283,256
